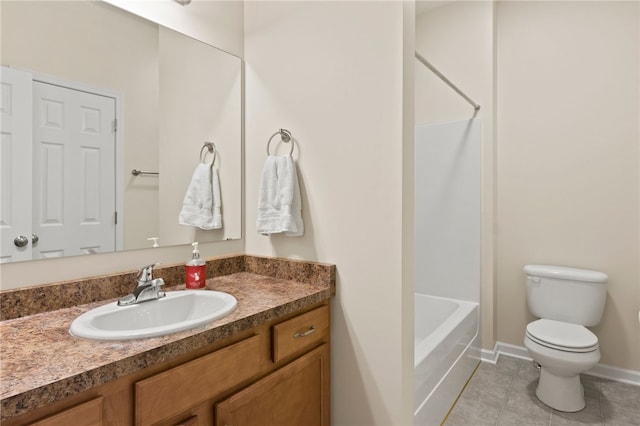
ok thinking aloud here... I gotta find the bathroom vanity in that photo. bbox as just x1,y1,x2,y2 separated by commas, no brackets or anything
0,255,334,426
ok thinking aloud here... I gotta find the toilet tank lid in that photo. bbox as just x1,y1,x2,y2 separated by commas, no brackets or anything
524,264,608,283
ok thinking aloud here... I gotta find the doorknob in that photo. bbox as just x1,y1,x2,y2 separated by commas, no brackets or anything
32,234,39,244
14,235,29,247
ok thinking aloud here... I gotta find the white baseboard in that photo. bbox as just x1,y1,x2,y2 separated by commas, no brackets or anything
588,363,640,386
480,348,499,364
481,341,640,387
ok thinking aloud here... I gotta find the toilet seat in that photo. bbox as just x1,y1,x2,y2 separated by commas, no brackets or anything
526,319,599,353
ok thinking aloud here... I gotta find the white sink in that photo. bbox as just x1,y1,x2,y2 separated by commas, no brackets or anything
70,290,237,340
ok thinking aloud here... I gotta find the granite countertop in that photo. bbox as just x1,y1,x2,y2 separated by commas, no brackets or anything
0,271,333,421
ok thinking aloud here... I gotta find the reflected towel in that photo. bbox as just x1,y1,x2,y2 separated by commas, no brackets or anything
179,163,222,230
256,155,303,236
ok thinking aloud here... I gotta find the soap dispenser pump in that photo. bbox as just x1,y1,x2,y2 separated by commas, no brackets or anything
185,242,206,289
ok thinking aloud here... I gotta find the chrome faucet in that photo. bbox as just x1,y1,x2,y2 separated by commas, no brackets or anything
117,263,166,306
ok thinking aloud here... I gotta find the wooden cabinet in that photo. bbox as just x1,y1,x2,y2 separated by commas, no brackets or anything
216,344,330,426
6,303,329,426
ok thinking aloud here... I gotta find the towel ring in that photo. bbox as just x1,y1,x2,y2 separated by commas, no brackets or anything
266,129,294,156
200,141,216,165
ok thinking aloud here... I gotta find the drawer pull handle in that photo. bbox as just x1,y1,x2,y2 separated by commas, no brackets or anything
294,325,316,338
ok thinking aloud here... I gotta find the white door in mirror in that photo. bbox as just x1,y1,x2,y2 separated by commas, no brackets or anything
69,290,237,340
0,66,33,263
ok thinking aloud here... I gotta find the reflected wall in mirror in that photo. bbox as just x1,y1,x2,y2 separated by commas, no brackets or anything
0,1,242,263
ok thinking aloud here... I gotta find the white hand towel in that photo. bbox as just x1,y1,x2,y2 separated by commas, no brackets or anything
179,163,222,230
256,155,303,236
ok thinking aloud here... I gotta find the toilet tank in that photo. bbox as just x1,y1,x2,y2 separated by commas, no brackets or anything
524,264,607,327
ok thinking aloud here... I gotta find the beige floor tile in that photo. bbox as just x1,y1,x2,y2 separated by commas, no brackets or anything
442,357,637,426
498,407,551,426
494,355,520,376
517,359,542,382
602,399,640,426
550,392,603,426
501,378,552,424
445,392,503,426
465,365,514,406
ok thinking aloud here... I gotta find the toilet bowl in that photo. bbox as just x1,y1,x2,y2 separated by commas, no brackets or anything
524,319,600,412
522,265,607,413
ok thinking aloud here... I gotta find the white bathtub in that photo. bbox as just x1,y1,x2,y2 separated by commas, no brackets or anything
414,293,480,425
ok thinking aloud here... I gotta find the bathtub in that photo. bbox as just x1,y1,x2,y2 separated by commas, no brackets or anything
414,294,480,425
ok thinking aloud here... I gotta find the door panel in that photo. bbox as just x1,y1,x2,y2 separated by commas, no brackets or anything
32,81,116,258
0,66,33,262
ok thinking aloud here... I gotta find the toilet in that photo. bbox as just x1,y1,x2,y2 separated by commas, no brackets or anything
523,264,607,412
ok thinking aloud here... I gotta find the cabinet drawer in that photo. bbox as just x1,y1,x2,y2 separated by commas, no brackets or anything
135,335,261,426
29,396,103,426
272,305,329,363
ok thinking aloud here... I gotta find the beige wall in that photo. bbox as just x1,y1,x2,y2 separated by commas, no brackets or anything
415,1,497,351
496,1,640,370
244,1,413,424
402,2,416,422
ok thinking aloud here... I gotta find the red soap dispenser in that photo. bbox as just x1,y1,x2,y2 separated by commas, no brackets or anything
185,242,206,289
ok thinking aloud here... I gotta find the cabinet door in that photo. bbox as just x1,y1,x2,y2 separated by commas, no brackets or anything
136,335,261,426
215,344,329,426
28,397,103,426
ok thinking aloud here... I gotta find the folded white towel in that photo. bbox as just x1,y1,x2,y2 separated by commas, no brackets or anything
179,163,222,230
256,155,303,236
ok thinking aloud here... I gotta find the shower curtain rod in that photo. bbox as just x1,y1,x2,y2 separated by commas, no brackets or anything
415,51,481,111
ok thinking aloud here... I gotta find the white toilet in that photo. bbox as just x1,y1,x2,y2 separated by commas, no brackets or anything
523,264,607,412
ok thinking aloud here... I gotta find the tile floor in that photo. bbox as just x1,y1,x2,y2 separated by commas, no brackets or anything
444,356,640,426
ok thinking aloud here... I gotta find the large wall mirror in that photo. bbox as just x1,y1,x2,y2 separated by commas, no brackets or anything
0,1,242,264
